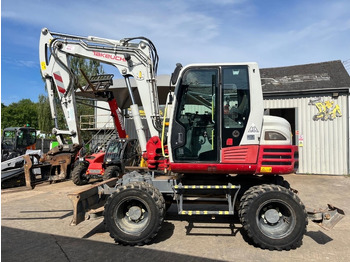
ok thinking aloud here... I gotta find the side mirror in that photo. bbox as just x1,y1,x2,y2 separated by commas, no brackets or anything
170,63,183,85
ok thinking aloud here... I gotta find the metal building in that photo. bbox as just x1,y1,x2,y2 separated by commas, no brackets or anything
261,61,350,175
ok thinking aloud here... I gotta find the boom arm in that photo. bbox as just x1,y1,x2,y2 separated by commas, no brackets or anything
39,28,162,151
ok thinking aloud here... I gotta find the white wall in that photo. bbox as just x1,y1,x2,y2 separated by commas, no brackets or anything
95,101,114,129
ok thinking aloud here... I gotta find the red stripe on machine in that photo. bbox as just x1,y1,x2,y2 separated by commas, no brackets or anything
53,73,63,83
57,86,66,94
53,72,66,94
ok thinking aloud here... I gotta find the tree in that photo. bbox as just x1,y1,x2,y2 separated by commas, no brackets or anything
69,57,105,87
1,99,38,129
69,57,105,142
37,94,53,135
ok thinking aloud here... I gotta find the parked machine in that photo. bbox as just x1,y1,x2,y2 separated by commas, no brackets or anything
1,127,39,188
39,28,344,250
1,126,36,162
69,73,132,185
72,138,140,185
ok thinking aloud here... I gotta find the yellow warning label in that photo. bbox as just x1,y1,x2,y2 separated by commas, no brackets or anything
260,166,272,173
41,62,46,71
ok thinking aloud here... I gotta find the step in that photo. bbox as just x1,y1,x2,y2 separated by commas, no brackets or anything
174,184,238,190
173,183,241,216
179,210,234,215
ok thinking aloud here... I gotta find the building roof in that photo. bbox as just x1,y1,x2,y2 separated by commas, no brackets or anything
260,60,350,96
76,60,350,109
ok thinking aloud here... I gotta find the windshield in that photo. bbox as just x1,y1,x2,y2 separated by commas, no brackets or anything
106,142,123,154
105,141,124,161
18,129,36,147
178,69,216,115
2,130,16,149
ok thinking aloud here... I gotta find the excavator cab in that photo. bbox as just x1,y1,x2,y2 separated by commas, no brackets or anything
171,66,252,161
169,64,265,174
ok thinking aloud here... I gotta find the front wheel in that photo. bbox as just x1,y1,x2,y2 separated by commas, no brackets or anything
104,182,165,245
103,166,122,181
239,184,308,250
71,163,89,185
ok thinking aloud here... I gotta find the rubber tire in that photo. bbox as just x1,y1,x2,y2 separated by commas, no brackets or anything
239,184,308,250
71,163,89,185
104,182,165,245
104,166,122,181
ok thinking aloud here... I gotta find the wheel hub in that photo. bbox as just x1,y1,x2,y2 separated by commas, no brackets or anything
127,206,143,221
264,209,280,224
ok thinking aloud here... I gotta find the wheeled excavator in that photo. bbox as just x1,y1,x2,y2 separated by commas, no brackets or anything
38,28,344,250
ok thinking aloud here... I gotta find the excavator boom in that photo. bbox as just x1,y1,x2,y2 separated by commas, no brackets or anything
39,28,162,151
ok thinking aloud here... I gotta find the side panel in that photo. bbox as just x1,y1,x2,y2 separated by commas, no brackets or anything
170,144,297,175
170,162,257,174
221,145,259,164
256,145,298,174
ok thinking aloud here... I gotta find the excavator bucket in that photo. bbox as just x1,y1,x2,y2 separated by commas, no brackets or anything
307,204,345,230
67,178,118,226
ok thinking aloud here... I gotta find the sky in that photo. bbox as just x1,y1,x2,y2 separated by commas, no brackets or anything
1,0,350,105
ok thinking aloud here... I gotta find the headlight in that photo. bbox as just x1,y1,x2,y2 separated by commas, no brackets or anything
264,131,287,141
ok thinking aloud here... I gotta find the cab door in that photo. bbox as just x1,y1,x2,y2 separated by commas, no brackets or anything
171,67,219,162
221,66,250,147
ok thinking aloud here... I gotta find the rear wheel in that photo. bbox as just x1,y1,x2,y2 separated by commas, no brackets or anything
239,184,308,250
71,163,89,185
104,166,122,180
104,182,165,245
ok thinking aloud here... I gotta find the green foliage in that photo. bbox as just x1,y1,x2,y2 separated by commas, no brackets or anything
37,95,53,135
69,57,105,142
69,57,104,87
1,99,38,129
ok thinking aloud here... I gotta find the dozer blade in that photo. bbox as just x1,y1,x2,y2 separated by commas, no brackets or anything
67,178,118,226
307,204,345,230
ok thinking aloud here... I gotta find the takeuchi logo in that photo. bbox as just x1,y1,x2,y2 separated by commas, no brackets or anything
93,51,126,62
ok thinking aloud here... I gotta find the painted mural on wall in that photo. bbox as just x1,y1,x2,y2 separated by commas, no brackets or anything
308,98,342,121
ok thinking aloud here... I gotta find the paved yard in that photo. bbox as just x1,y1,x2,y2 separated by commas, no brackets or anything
2,174,349,261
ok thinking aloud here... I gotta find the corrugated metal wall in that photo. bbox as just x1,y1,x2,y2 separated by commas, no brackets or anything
264,95,348,175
